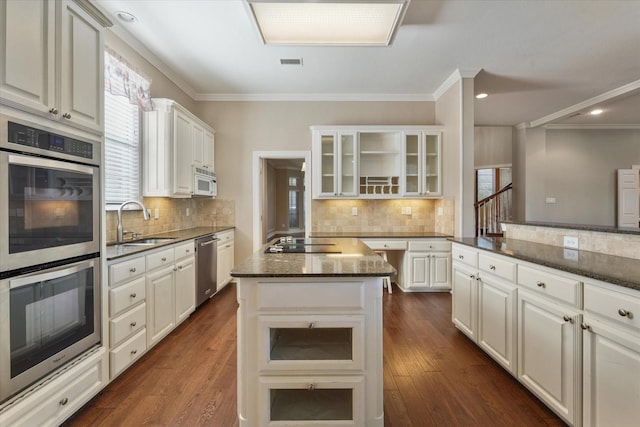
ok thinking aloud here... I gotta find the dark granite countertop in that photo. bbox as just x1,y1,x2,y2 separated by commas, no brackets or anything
231,237,397,278
451,237,640,291
310,231,452,239
106,226,234,261
502,220,640,236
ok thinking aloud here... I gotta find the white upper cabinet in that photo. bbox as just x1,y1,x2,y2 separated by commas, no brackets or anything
1,0,105,134
143,98,215,198
311,126,443,199
402,131,442,197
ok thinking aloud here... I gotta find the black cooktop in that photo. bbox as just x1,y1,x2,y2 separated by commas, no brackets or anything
264,238,341,254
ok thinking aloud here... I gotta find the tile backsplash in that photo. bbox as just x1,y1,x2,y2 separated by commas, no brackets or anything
105,198,235,243
311,198,455,235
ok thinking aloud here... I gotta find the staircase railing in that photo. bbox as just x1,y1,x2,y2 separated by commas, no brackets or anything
475,183,513,237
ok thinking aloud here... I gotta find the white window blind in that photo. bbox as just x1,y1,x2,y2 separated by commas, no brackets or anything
104,90,141,205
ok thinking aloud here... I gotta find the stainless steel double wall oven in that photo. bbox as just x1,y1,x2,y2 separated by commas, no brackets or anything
0,114,101,403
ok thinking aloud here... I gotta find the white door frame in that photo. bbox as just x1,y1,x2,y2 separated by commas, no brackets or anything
252,151,311,251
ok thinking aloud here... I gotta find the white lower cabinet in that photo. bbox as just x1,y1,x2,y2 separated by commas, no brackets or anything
215,229,234,291
451,263,478,341
0,348,107,427
175,256,196,323
477,273,517,374
237,278,383,426
147,265,177,347
517,289,581,426
582,281,640,427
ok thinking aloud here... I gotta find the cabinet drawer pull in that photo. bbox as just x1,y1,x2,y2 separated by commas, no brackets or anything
618,309,632,318
536,281,546,288
308,322,315,329
48,107,59,115
489,265,496,271
459,255,464,259
581,323,591,331
307,384,315,391
563,315,574,323
129,267,136,273
161,257,167,262
59,397,68,406
131,349,138,355
62,112,71,119
173,267,178,272
130,293,137,298
185,249,190,254
130,321,137,327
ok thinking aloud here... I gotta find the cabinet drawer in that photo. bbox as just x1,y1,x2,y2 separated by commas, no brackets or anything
452,244,478,268
110,329,147,379
479,253,516,282
146,248,174,271
408,240,451,252
258,281,364,311
361,239,407,250
258,376,364,426
517,265,581,306
258,315,364,372
5,349,106,427
109,257,145,286
110,303,146,347
174,240,194,260
584,283,640,331
109,276,146,316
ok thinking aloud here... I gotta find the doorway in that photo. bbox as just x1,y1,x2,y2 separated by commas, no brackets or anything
252,151,311,251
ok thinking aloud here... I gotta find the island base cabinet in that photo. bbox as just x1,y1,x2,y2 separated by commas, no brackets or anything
582,319,640,427
517,290,581,426
258,376,365,426
452,264,478,342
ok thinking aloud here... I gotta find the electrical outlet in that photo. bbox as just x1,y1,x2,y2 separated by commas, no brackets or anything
563,248,579,261
352,207,358,216
563,236,579,249
546,197,557,204
186,208,190,217
437,207,443,216
406,207,411,215
154,208,159,219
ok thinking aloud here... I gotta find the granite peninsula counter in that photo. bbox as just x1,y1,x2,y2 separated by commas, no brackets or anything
231,237,393,426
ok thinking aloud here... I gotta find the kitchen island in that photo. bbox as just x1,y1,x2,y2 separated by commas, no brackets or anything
231,238,395,427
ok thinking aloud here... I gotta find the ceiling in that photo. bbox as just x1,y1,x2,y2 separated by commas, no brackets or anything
94,0,640,126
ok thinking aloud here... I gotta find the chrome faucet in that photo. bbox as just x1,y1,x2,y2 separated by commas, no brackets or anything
117,200,151,243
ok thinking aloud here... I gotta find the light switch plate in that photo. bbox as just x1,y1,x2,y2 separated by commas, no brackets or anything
352,207,358,216
563,236,579,249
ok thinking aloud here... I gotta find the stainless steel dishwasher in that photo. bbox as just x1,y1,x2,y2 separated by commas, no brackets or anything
195,234,218,306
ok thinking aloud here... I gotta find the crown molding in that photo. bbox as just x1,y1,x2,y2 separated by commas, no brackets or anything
544,124,640,130
194,92,435,102
433,68,481,100
530,79,640,128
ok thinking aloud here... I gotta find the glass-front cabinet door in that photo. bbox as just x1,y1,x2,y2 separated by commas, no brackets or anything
401,131,442,197
313,131,357,198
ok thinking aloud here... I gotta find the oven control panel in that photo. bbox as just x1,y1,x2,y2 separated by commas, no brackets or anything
8,122,93,160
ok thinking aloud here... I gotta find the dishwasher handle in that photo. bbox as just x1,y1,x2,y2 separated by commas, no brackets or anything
199,238,218,247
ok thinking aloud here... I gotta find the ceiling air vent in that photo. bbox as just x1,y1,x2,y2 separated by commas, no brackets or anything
280,58,303,65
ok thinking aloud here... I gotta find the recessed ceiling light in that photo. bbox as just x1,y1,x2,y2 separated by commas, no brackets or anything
590,108,604,115
244,0,410,46
115,11,137,23
476,93,488,99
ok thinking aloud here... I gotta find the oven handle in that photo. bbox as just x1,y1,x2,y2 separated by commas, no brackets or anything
9,258,97,290
8,153,96,175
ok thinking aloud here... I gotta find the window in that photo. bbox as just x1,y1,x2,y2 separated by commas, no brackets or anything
104,91,140,205
103,49,153,207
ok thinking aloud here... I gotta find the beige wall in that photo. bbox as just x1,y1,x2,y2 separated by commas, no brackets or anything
475,126,513,168
197,101,437,261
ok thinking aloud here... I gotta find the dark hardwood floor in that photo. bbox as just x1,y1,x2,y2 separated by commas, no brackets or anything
65,283,565,426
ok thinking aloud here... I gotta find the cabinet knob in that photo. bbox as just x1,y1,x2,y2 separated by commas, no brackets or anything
580,323,591,331
161,257,167,262
48,107,59,115
185,249,190,254
131,349,138,355
489,265,496,271
459,255,464,259
618,309,632,318
308,322,315,329
130,321,137,327
469,274,475,280
130,293,137,298
307,384,315,391
59,397,69,406
563,315,574,323
130,267,136,273
536,281,546,288
62,112,71,119
173,267,178,272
